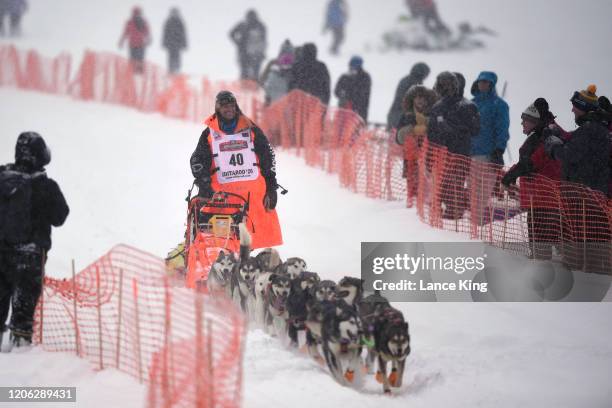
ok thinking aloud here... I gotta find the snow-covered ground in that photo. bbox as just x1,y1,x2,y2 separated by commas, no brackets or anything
1,1,612,407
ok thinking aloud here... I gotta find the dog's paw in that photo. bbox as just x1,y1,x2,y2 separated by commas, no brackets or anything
344,369,355,383
375,371,384,384
388,368,399,387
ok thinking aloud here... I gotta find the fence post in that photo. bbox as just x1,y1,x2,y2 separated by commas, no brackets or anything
72,260,79,357
558,198,564,259
529,196,535,259
194,294,205,408
502,193,509,250
115,269,124,369
207,320,214,408
38,250,47,345
132,278,143,383
96,266,104,370
582,199,587,272
162,277,172,408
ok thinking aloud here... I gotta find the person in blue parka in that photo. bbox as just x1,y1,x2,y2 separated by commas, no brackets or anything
470,71,509,163
469,71,509,223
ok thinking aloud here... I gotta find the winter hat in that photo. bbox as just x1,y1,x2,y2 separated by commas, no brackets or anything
410,62,430,81
349,55,363,70
522,97,555,125
571,84,599,112
15,131,51,169
521,104,540,122
215,90,237,106
434,71,458,98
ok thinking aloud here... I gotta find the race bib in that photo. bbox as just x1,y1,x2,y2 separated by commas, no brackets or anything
211,130,260,184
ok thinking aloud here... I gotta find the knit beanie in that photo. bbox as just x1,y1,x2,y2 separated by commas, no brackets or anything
571,84,599,112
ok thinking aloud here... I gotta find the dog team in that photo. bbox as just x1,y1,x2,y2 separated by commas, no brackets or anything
203,224,411,394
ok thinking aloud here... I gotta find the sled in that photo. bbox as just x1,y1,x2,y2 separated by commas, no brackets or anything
183,190,250,290
381,16,494,52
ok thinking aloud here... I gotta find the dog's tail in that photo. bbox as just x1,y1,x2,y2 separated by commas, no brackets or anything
239,222,251,262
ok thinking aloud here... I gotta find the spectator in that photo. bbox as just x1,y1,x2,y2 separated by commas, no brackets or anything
395,84,437,206
545,85,610,195
469,71,510,224
0,132,69,350
428,72,480,219
190,91,282,249
387,62,430,130
289,43,331,105
334,55,371,122
260,39,294,105
501,98,561,259
162,7,187,75
544,85,611,273
597,95,612,197
0,0,27,37
324,0,348,55
118,7,151,74
405,0,449,36
230,10,267,81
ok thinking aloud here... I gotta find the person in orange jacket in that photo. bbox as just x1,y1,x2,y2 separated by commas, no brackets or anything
190,91,282,248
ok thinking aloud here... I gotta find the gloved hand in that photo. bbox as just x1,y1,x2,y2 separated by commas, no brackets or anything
196,177,214,199
263,179,278,210
500,172,514,188
544,135,564,159
489,148,505,165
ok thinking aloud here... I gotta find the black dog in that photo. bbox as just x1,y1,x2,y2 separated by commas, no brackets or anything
372,306,410,393
286,271,320,347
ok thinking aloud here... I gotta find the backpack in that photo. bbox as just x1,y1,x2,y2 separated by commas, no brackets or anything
0,167,33,244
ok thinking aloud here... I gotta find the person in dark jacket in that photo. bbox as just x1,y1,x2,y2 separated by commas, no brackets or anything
387,62,430,130
545,85,610,195
544,85,611,273
162,8,187,74
118,6,151,74
190,91,282,248
334,56,371,122
0,0,26,37
0,132,69,349
324,0,348,55
501,98,561,259
428,72,480,219
230,10,267,81
289,43,331,105
598,95,612,197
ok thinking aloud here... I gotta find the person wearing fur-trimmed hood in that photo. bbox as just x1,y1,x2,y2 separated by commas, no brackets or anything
395,84,437,206
190,91,282,249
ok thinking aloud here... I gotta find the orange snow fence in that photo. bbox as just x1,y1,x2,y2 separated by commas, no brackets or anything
1,45,608,272
1,42,610,408
261,90,612,274
35,245,246,408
